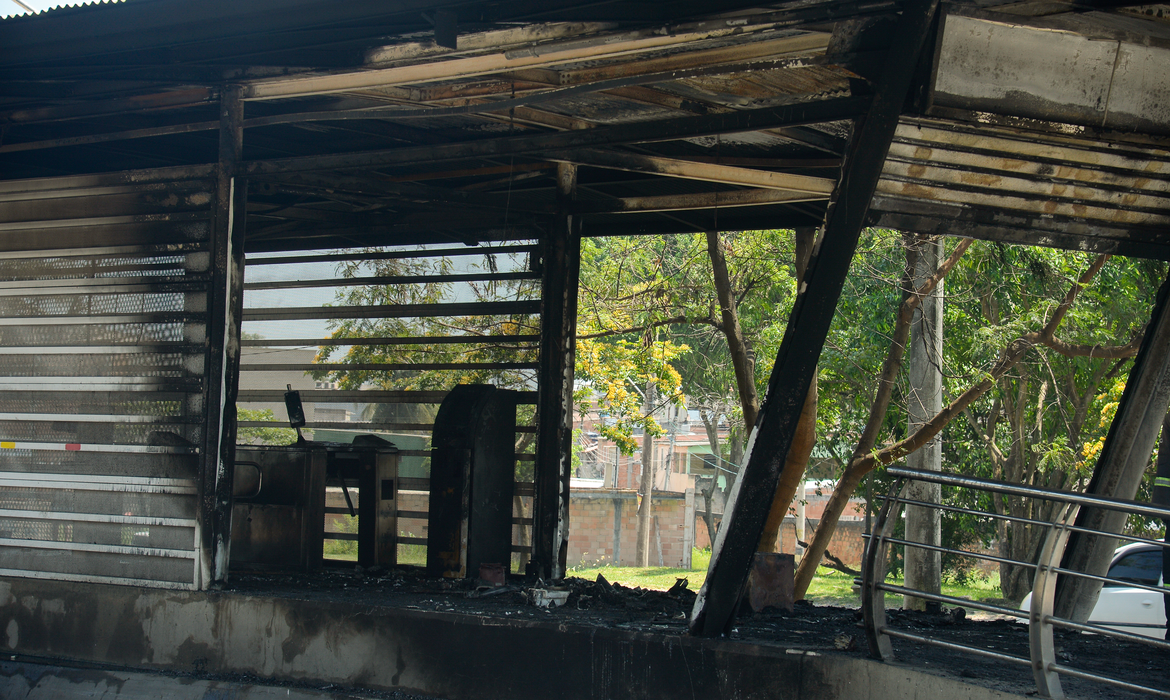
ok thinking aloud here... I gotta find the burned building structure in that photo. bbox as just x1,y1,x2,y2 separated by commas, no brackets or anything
0,0,1168,697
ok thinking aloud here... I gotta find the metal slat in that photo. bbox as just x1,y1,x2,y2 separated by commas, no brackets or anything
0,567,195,590
0,537,195,559
0,211,211,233
239,389,449,402
242,300,541,321
244,270,539,290
242,362,539,371
0,508,195,528
241,335,540,347
0,242,207,261
245,244,537,267
0,413,195,425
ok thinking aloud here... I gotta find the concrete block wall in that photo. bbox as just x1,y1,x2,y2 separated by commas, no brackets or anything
779,518,867,569
328,487,696,570
566,491,693,568
694,516,868,570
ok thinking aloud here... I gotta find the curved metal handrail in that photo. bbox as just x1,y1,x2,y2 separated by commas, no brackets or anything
861,467,1170,699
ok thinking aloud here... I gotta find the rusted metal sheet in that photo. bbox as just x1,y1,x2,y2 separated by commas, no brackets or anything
230,446,327,572
872,119,1170,251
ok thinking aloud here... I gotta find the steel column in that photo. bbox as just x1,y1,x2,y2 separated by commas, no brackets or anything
688,0,941,636
199,85,247,588
530,163,580,580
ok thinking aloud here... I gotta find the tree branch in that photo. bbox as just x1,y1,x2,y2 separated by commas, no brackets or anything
1040,333,1142,359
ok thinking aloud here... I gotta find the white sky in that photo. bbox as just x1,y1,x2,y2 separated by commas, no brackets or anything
1,0,116,19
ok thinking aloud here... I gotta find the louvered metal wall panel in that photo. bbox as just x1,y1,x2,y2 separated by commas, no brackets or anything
0,168,215,589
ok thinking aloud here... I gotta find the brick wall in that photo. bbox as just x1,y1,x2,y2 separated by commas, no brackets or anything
779,518,866,569
329,487,699,570
566,490,693,568
694,515,868,570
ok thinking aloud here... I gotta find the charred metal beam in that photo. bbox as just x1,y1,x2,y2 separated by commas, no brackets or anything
689,0,942,638
0,121,219,155
531,162,579,580
241,225,541,253
243,95,869,175
250,174,555,214
0,88,217,126
199,84,246,589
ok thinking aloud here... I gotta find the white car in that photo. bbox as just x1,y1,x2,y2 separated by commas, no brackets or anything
1021,542,1166,639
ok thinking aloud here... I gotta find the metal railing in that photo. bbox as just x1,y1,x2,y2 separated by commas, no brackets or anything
861,466,1170,700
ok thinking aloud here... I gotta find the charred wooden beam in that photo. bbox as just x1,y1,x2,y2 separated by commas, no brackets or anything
245,25,829,100
872,207,1170,261
531,162,580,580
252,176,555,214
689,0,942,638
576,188,828,214
546,148,836,195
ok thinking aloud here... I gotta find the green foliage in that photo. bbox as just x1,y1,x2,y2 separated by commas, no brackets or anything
822,235,1164,592
236,408,297,445
575,335,689,454
576,231,799,454
314,248,539,392
323,515,359,560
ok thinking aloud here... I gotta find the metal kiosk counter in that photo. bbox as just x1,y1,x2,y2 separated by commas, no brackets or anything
230,436,399,572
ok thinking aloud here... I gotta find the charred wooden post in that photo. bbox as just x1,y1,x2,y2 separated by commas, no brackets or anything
531,163,581,580
689,0,942,637
1055,273,1170,621
199,84,247,588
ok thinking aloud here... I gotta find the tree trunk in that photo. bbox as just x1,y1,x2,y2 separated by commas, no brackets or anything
793,249,1102,600
636,382,656,567
705,230,759,430
757,227,819,552
698,407,723,542
904,235,944,610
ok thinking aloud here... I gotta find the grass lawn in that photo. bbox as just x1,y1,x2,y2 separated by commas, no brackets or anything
568,549,1004,608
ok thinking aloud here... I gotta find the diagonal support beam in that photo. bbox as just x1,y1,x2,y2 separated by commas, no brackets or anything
688,0,941,637
1053,272,1170,621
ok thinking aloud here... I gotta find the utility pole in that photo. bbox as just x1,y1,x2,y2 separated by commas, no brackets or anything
904,235,944,610
636,381,656,567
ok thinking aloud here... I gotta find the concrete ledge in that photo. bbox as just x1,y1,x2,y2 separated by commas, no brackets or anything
0,577,1026,700
0,660,395,700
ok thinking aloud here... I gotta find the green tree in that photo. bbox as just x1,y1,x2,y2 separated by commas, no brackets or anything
236,408,297,445
796,237,1161,602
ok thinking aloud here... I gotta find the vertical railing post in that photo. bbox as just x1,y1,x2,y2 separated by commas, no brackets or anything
862,477,906,661
1029,503,1078,700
